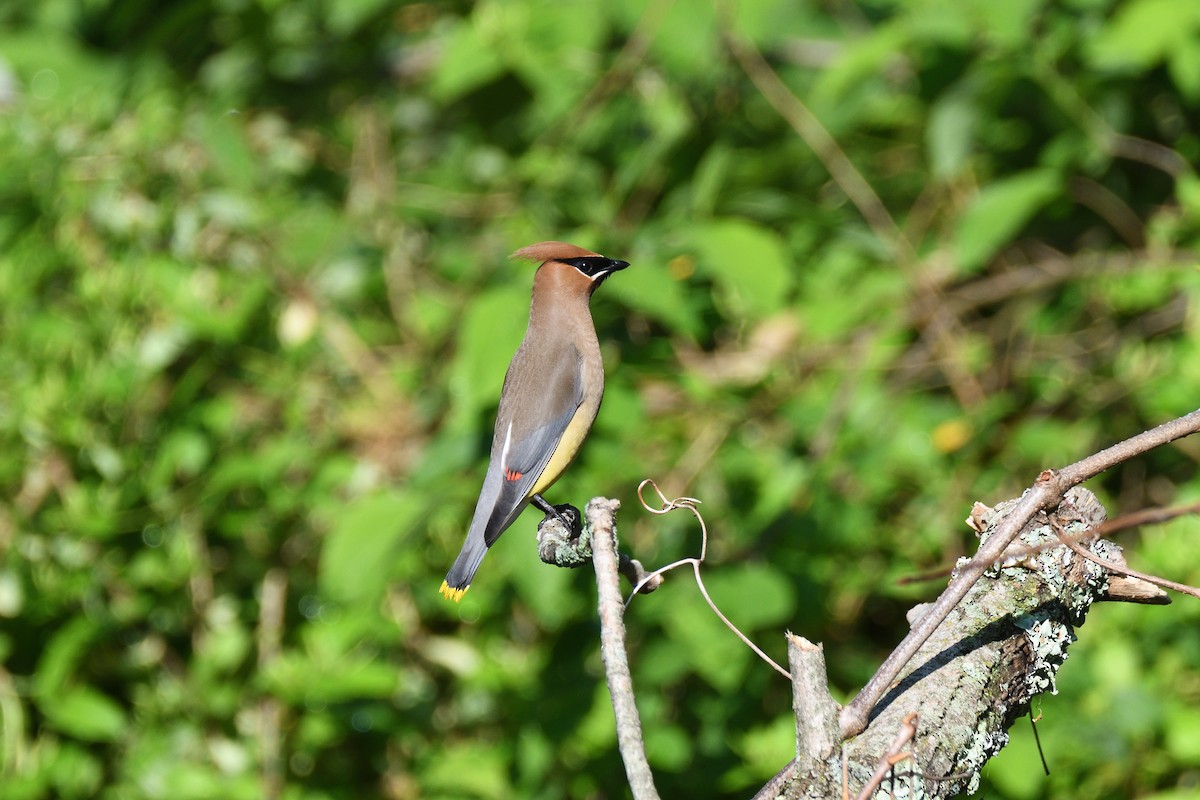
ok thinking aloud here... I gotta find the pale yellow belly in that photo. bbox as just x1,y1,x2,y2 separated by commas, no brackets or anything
527,404,595,497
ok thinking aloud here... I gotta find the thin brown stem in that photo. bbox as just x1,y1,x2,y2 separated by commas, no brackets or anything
720,16,991,408
1049,519,1200,600
258,568,288,800
1096,500,1200,537
633,481,791,679
897,499,1200,585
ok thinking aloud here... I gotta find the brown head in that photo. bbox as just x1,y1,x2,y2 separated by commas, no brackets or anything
513,241,630,302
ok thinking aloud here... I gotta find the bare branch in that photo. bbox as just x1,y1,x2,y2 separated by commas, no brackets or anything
1049,518,1200,600
789,634,839,771
1096,499,1200,537
898,498,1200,587
839,407,1200,738
619,553,663,594
588,498,660,800
257,568,287,800
752,759,798,800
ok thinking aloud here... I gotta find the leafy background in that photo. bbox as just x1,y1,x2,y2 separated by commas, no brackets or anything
2,0,1199,798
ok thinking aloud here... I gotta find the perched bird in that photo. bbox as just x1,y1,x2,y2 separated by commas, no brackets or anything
440,242,630,601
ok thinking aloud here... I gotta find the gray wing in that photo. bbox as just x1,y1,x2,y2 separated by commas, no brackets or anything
475,340,584,546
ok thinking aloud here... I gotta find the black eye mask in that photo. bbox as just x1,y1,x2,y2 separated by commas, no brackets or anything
557,257,631,279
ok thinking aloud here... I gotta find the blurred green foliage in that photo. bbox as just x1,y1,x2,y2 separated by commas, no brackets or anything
1,0,1199,798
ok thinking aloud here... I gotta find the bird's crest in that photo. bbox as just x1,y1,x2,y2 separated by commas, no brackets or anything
512,241,602,263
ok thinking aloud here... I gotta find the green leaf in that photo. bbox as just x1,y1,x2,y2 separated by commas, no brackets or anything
48,743,105,798
953,169,1061,272
966,0,1042,47
449,285,528,427
325,0,391,35
430,17,507,102
422,742,511,799
1166,705,1200,764
605,252,701,339
662,591,751,692
982,728,1048,799
320,491,422,604
1169,42,1200,101
692,218,793,319
40,686,127,742
644,724,692,771
33,618,97,696
264,653,398,703
733,714,796,779
1087,0,1200,72
812,23,909,109
927,93,977,179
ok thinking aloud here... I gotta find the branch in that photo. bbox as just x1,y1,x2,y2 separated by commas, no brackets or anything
752,635,839,800
587,498,661,800
839,407,1200,738
897,497,1200,595
257,568,287,800
772,486,1138,797
788,634,838,771
1049,519,1200,601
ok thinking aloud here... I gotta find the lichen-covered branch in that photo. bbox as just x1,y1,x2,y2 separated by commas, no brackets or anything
840,407,1200,738
771,487,1138,798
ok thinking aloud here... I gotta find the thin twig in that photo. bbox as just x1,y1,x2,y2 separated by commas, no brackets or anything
915,251,1195,323
258,568,287,800
852,713,919,800
1096,500,1200,537
634,480,791,679
531,0,674,149
752,758,798,800
840,408,1200,738
1029,709,1050,776
720,15,989,408
1049,518,1200,600
897,499,1200,585
589,498,660,800
719,20,911,265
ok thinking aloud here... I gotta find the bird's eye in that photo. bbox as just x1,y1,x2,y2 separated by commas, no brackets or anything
558,257,628,278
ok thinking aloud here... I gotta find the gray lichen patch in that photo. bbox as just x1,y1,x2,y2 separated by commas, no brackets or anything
1014,612,1075,695
959,718,1010,795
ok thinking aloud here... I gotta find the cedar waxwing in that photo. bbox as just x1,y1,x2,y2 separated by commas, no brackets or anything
440,242,630,601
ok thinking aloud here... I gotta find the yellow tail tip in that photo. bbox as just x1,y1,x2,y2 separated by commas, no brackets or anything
439,581,468,602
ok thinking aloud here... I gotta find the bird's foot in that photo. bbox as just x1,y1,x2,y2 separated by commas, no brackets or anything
531,493,576,529
534,498,589,569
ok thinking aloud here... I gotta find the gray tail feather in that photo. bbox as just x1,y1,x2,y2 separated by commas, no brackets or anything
442,465,527,598
442,534,488,595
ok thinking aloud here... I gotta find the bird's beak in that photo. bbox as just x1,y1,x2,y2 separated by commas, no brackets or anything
594,259,629,282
